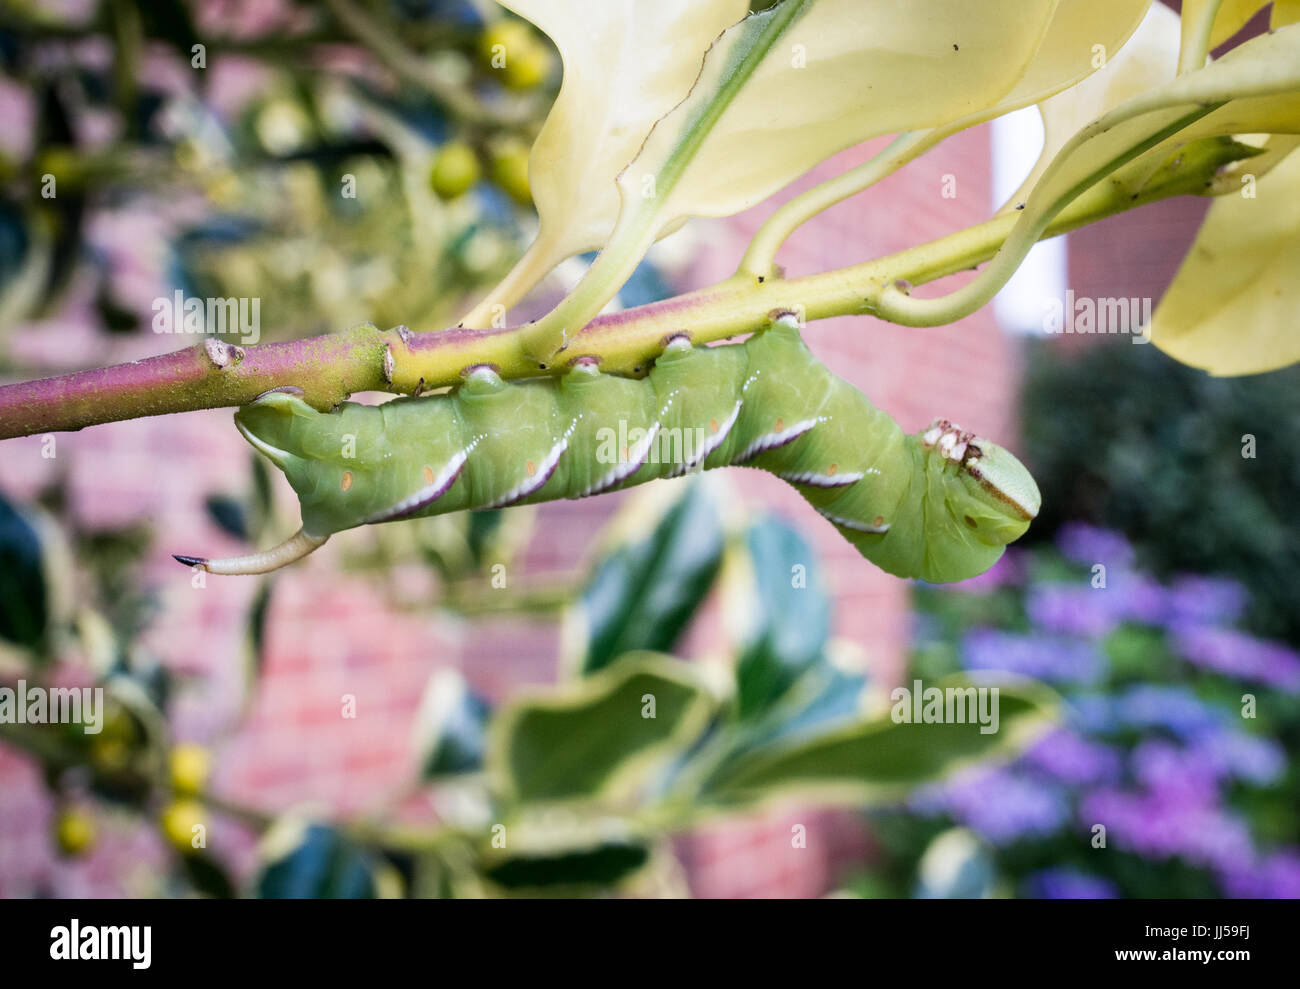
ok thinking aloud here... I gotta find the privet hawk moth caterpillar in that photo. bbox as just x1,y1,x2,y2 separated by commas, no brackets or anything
175,315,1040,582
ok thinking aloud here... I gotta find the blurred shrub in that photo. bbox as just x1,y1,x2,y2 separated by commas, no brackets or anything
1021,338,1300,644
850,525,1300,899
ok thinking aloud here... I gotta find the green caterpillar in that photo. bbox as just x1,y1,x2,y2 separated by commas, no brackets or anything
176,316,1039,582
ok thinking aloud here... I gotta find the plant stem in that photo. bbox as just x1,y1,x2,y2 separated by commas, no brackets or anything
738,130,940,278
458,236,560,329
875,104,1224,327
1179,0,1225,75
0,159,1224,441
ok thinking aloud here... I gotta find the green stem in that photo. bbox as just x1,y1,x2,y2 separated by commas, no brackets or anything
738,130,940,278
875,104,1223,327
459,235,563,329
1179,0,1225,75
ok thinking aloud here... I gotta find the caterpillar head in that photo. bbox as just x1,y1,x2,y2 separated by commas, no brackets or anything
923,419,1041,547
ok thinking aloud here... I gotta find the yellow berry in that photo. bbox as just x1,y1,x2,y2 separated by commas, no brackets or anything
34,147,85,186
478,20,535,70
430,141,482,199
500,43,550,91
491,142,531,206
54,808,96,857
90,736,130,772
169,743,211,797
160,799,206,854
255,99,311,156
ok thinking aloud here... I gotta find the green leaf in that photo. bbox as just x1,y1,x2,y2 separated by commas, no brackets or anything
700,677,1057,807
239,578,273,712
723,663,868,756
480,840,650,892
0,493,50,653
204,493,249,541
179,853,236,899
249,453,275,543
413,669,491,778
522,0,1063,355
726,517,830,719
1033,22,1300,212
257,821,377,899
1152,140,1300,374
564,480,724,676
978,0,1153,117
488,653,714,803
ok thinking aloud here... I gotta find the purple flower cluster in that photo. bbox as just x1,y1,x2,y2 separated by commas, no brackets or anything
1190,730,1286,786
1165,576,1249,629
1024,728,1122,786
962,628,1104,684
1169,625,1300,693
911,767,1071,845
905,522,1300,899
1022,867,1118,900
1025,570,1167,637
1056,523,1136,570
1110,685,1226,739
1080,787,1255,874
1219,851,1300,899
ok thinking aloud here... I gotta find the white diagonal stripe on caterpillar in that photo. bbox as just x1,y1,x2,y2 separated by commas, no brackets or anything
665,399,742,478
577,421,662,498
363,440,478,524
482,424,575,509
777,469,867,488
816,508,890,534
732,417,821,465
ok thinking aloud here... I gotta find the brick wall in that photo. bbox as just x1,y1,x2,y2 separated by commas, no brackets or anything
0,124,1019,898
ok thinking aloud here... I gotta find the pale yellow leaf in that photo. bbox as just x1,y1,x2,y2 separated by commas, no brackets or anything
1152,141,1300,374
738,0,1151,276
500,0,748,261
875,22,1300,327
1023,22,1300,221
624,0,1058,226
1001,2,1181,213
973,0,1153,125
461,0,747,324
1276,0,1300,27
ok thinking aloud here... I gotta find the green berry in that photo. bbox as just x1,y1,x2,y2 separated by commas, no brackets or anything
491,142,531,205
430,141,482,199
